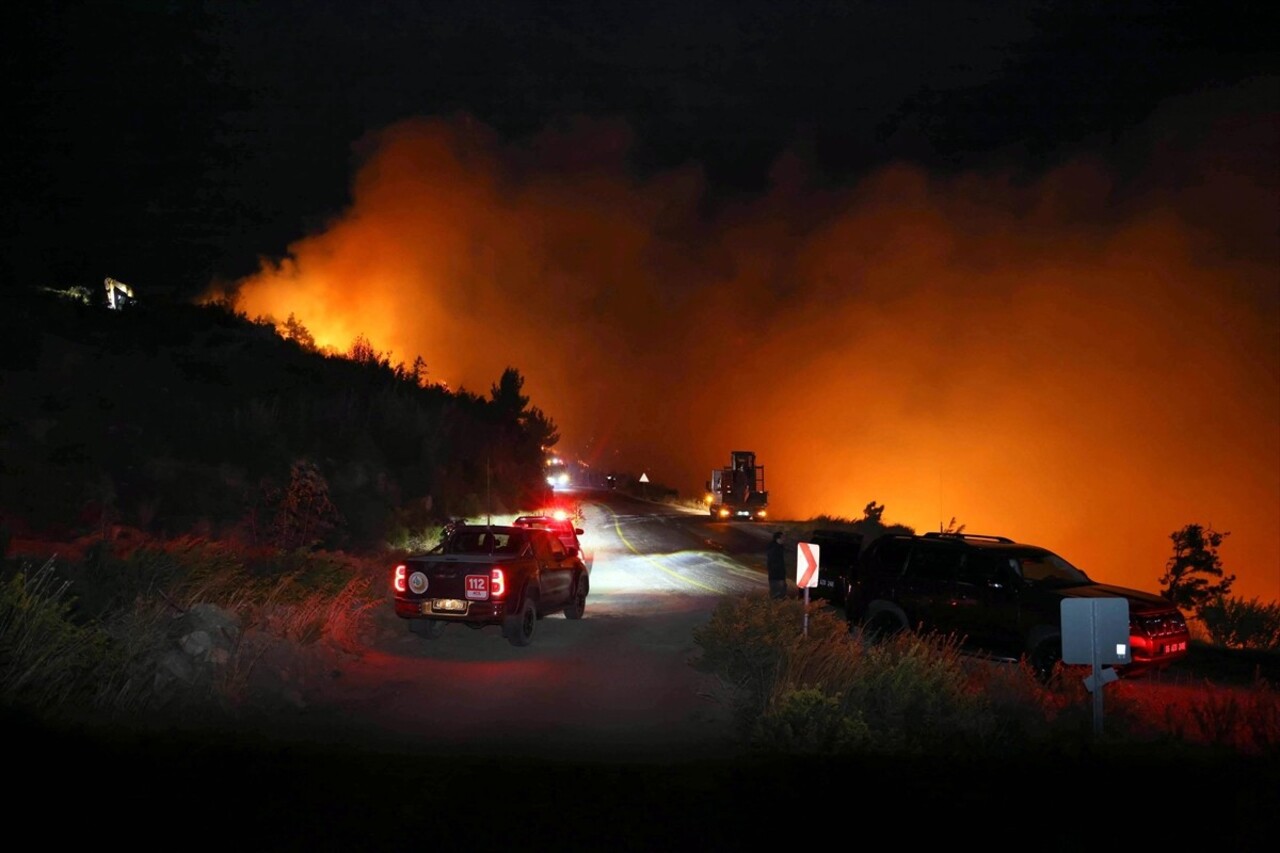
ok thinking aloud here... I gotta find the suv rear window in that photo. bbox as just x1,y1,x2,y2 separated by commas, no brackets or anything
531,530,567,561
907,542,964,581
867,537,912,576
1015,550,1091,587
958,551,1011,585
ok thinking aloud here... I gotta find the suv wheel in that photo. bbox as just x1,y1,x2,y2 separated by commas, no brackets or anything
1029,638,1062,683
861,609,904,642
564,574,588,620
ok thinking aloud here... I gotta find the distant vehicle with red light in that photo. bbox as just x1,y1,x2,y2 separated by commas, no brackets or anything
393,523,589,647
512,513,585,557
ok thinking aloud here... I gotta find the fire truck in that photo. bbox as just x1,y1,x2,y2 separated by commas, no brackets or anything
705,450,768,520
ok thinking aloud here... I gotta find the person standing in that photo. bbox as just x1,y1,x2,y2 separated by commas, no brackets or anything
767,530,787,600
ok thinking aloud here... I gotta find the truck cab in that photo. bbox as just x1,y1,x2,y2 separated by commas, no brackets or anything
706,450,769,520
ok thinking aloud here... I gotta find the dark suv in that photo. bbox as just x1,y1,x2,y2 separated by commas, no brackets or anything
847,532,1190,680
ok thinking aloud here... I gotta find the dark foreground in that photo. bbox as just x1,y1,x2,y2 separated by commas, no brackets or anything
9,705,1278,853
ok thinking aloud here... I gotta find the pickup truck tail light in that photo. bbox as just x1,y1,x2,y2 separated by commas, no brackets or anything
490,567,507,598
393,563,407,593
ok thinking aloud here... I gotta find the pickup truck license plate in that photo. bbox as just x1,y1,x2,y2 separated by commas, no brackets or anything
430,599,467,613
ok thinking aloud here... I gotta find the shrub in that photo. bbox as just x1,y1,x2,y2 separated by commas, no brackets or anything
54,534,249,620
1181,686,1280,756
691,594,1052,756
833,629,1005,755
1197,596,1280,651
385,521,452,553
691,593,844,725
0,559,113,711
750,687,872,754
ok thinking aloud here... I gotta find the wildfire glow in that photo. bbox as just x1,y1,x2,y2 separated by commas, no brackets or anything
204,89,1280,604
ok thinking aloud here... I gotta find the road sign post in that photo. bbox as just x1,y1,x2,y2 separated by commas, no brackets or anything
796,542,820,636
1061,598,1130,735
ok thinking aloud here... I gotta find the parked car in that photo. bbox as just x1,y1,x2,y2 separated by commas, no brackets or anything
393,523,589,646
847,531,1190,680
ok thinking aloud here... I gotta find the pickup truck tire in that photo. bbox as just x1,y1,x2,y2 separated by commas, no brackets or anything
504,596,537,647
563,574,588,620
409,618,446,639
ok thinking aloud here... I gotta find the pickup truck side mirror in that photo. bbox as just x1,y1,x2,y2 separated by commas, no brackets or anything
574,528,584,535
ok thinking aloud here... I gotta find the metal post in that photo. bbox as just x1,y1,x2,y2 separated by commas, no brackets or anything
1090,607,1104,735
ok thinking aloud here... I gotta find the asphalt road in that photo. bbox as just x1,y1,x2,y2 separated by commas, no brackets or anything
263,491,776,763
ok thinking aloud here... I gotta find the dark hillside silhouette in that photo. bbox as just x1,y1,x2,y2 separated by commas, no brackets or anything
0,287,554,550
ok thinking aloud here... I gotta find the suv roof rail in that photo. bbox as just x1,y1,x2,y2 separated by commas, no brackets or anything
921,532,1015,543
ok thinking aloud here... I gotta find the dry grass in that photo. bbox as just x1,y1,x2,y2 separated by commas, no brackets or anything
1107,676,1280,756
0,559,108,709
0,545,385,720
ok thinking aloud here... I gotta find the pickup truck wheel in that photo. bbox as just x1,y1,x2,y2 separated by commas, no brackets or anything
504,597,537,647
564,574,588,620
409,619,445,639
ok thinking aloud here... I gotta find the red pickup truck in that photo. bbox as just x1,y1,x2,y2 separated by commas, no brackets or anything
393,523,590,646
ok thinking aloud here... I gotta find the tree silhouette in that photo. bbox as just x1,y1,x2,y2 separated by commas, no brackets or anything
281,313,315,350
410,355,428,387
1159,523,1235,613
272,459,342,550
489,367,529,421
349,333,380,365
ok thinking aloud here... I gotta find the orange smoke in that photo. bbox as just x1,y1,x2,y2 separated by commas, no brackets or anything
206,87,1280,604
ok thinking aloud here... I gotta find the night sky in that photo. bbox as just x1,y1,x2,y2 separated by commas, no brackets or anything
5,1,1277,602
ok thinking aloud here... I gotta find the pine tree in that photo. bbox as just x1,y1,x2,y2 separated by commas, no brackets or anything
1159,523,1236,613
282,313,315,350
273,459,342,550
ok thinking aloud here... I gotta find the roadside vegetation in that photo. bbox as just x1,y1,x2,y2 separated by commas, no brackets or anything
0,538,386,727
691,593,1280,759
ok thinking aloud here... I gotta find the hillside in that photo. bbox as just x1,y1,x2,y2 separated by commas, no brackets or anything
0,287,555,552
